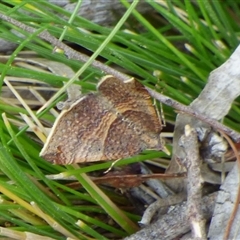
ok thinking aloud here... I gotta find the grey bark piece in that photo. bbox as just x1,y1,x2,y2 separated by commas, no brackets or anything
167,45,240,191
0,1,151,52
208,164,240,239
63,0,151,26
0,39,17,53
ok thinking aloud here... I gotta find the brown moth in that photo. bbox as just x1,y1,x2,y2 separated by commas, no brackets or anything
40,75,164,164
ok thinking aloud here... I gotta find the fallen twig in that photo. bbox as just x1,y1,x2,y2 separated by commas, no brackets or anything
125,192,217,240
0,13,240,143
179,125,206,239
